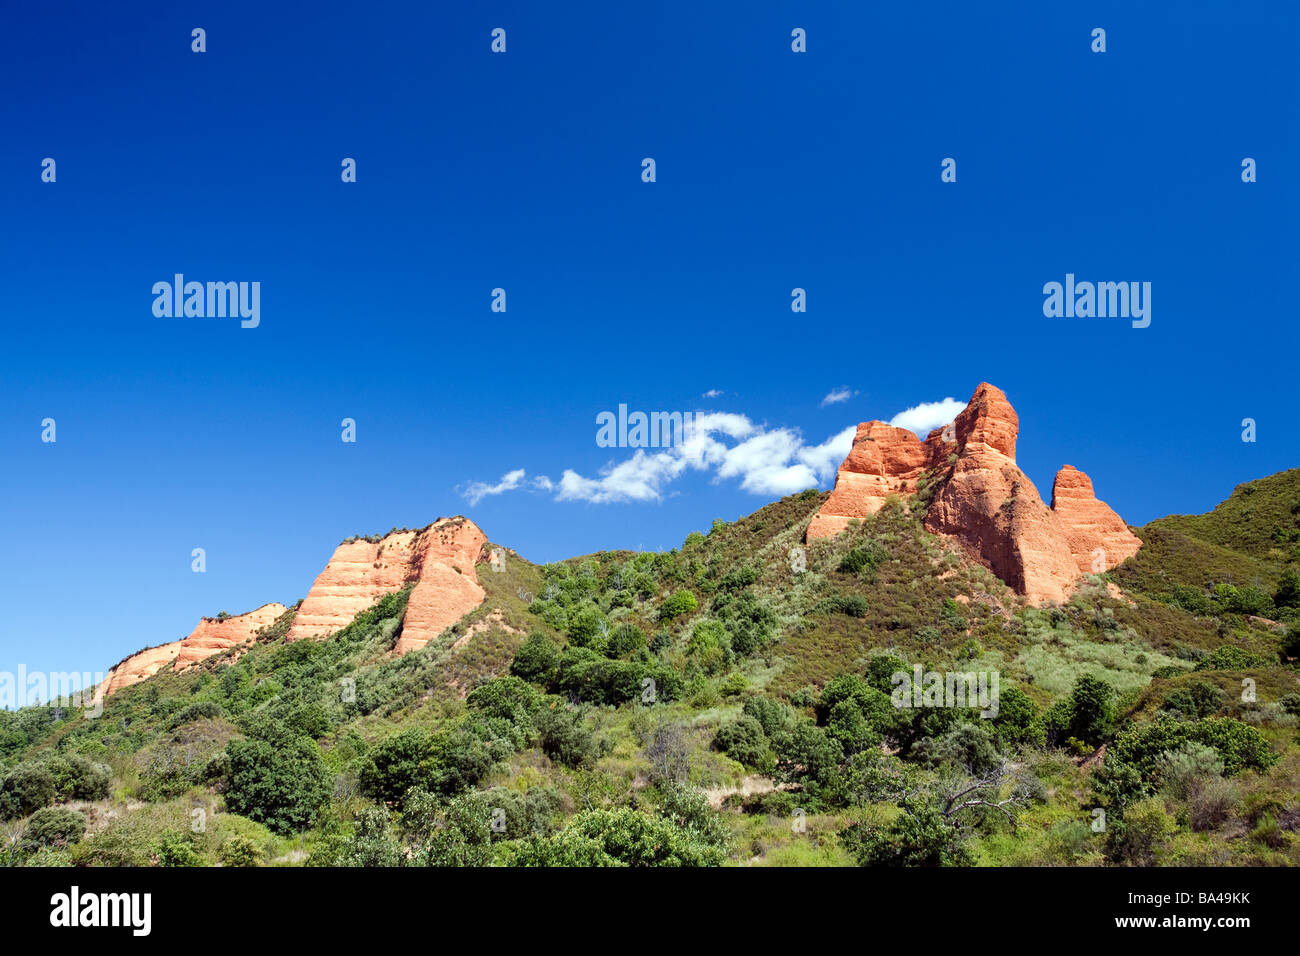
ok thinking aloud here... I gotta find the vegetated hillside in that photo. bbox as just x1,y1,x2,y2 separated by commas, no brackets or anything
2,478,1298,868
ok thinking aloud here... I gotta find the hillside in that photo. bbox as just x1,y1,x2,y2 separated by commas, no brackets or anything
2,473,1297,867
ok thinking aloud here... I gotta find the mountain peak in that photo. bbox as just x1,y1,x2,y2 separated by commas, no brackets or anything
807,383,1140,604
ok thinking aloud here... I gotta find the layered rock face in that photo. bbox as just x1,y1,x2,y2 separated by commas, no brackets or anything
804,422,947,539
1051,465,1142,574
103,640,186,696
808,383,1140,604
174,603,288,670
104,603,290,697
288,517,488,653
102,518,491,697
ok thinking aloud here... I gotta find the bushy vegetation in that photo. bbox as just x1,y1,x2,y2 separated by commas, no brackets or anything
2,473,1297,867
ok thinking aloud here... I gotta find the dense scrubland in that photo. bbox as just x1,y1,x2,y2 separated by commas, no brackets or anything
3,470,1298,867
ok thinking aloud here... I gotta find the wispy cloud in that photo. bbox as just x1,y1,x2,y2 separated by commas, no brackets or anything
889,397,964,436
460,394,964,507
459,468,526,506
461,413,854,506
821,386,856,407
702,389,723,398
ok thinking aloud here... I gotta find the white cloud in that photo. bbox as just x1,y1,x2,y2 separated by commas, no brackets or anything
820,386,856,407
459,468,526,506
462,412,852,506
702,389,723,398
889,397,965,436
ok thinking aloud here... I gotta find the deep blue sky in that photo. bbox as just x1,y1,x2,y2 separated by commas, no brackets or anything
2,1,1296,678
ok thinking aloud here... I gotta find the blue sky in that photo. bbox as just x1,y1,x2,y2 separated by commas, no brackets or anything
2,1,1297,678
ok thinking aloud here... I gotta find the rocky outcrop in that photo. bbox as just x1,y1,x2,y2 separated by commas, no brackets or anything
805,422,949,538
288,517,489,653
101,518,492,696
808,383,1140,605
174,603,288,671
103,640,186,696
1051,465,1142,574
104,603,290,696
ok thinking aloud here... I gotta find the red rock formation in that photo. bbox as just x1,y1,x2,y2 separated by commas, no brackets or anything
103,640,186,696
1051,465,1142,574
805,422,949,538
174,603,288,671
288,517,489,654
808,383,1140,605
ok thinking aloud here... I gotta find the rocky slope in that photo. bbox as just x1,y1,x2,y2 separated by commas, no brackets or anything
173,603,289,670
102,518,489,697
104,603,290,696
287,517,488,654
808,383,1140,604
102,640,188,696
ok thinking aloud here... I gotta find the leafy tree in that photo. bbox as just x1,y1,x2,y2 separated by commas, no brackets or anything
1046,675,1114,749
713,715,769,767
218,835,263,867
408,791,494,867
358,729,437,805
334,804,404,867
22,807,85,850
534,703,598,768
659,590,698,622
742,696,793,738
840,798,971,867
990,686,1043,745
510,808,724,867
224,734,331,834
466,676,542,727
0,763,56,820
1274,568,1300,609
606,624,647,658
511,633,560,683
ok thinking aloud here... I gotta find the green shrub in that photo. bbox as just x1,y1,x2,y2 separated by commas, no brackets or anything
224,734,332,834
23,807,86,849
0,763,56,819
168,701,224,728
1105,797,1175,865
508,808,724,867
606,624,647,658
511,633,561,683
156,831,203,867
219,835,264,867
1194,646,1271,672
714,715,769,767
742,696,793,738
1153,741,1224,800
840,799,971,867
838,544,886,577
659,590,698,622
534,703,598,768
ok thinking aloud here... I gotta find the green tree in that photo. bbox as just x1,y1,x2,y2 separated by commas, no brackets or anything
224,735,331,834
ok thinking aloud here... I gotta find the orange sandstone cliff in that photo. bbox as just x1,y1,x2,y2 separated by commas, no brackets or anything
103,603,289,696
807,383,1140,604
173,603,289,670
288,516,489,654
101,517,490,697
102,640,188,696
